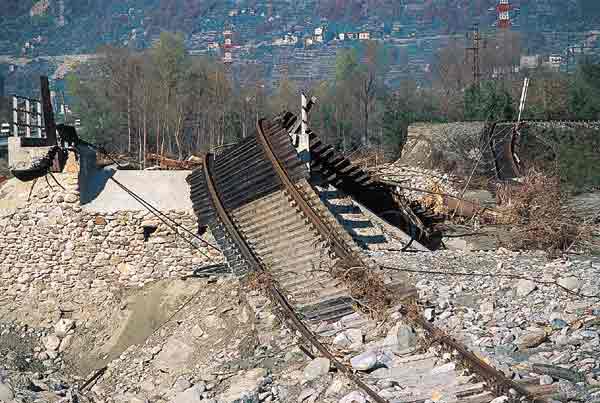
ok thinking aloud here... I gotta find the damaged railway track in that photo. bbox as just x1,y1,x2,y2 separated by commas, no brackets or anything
187,115,550,403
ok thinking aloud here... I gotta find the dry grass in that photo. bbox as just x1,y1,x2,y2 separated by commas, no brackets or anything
497,169,592,255
330,263,390,318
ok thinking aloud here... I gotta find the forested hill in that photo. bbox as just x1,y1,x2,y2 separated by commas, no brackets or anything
2,0,600,57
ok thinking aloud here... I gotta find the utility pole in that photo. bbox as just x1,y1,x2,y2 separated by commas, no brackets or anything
466,23,482,88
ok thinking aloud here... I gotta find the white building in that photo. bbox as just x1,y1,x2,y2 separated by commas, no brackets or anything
359,32,370,40
520,55,540,70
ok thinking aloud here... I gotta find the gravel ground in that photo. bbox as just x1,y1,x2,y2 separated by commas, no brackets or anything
373,248,600,401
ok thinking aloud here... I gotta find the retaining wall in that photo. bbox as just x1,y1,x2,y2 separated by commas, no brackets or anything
0,158,222,324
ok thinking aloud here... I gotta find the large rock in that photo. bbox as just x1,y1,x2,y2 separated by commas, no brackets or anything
171,384,205,403
303,357,330,381
382,324,416,354
515,279,537,297
0,382,14,401
58,334,74,353
557,276,582,291
217,368,267,403
173,378,192,393
517,328,547,349
154,337,195,371
332,329,363,350
325,376,349,397
339,391,366,403
44,335,61,351
116,394,148,403
350,351,378,371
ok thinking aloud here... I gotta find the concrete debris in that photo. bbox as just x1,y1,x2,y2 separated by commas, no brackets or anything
382,324,417,355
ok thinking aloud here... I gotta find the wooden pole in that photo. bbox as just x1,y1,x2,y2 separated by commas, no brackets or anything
40,76,57,145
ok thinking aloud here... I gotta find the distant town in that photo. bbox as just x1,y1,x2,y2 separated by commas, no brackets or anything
1,0,600,101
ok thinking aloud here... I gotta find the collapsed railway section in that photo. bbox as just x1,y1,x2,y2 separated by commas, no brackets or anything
187,115,550,403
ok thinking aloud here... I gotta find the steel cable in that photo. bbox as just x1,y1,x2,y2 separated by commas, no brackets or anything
108,176,219,260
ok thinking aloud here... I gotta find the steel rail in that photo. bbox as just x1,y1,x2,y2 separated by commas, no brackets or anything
255,118,365,269
200,152,389,403
400,310,545,403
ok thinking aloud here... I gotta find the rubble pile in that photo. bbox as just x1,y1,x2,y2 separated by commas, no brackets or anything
0,321,85,403
3,246,599,403
374,248,600,402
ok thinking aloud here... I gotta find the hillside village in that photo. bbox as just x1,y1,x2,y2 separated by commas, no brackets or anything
2,0,600,98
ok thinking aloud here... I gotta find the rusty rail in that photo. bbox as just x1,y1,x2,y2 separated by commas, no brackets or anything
256,118,365,268
403,308,544,403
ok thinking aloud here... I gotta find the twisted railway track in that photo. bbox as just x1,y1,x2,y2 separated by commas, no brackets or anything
187,116,550,403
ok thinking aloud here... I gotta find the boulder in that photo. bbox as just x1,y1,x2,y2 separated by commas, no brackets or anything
0,382,14,401
58,334,74,353
54,318,75,337
517,328,546,349
217,368,267,403
171,384,205,403
515,279,537,297
44,335,61,351
154,338,195,371
339,391,366,403
557,276,582,291
382,324,416,354
350,351,378,371
173,378,192,393
303,357,330,381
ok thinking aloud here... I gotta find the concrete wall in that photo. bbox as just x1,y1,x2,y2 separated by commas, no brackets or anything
402,122,487,176
80,169,194,212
